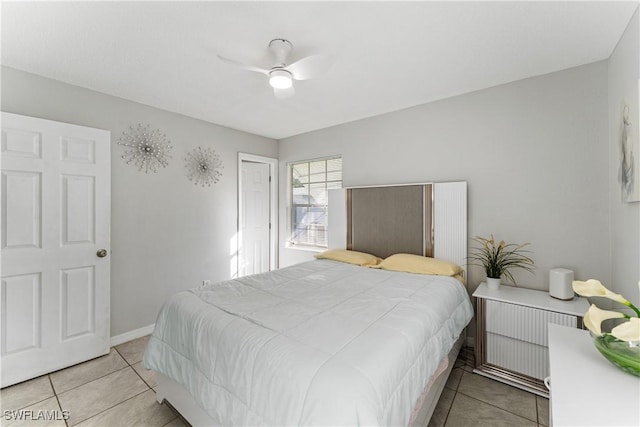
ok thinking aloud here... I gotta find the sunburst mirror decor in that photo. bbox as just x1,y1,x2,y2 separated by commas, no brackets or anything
118,124,173,173
185,146,224,187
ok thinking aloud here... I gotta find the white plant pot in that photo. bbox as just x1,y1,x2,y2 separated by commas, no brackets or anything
486,277,501,290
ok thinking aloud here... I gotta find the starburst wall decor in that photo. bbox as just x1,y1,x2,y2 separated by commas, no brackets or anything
118,124,173,173
185,146,224,187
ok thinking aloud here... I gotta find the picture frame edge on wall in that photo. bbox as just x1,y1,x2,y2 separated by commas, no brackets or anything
619,81,640,203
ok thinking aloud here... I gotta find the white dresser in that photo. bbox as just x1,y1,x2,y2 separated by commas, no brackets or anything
473,283,589,397
548,324,640,426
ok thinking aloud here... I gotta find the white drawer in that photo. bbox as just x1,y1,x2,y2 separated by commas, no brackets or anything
486,333,549,380
486,299,577,346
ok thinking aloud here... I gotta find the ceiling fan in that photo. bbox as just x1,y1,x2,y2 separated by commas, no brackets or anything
217,39,333,99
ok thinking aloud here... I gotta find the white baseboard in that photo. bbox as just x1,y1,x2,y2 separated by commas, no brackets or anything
110,324,155,347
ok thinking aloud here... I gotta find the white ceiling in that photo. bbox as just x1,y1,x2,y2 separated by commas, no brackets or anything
2,1,638,140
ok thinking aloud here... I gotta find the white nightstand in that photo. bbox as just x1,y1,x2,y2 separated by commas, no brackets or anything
473,282,589,397
548,324,640,426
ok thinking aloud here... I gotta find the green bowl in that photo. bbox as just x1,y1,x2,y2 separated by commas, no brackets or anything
592,334,640,377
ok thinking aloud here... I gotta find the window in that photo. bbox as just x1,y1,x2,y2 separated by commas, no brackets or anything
289,156,342,248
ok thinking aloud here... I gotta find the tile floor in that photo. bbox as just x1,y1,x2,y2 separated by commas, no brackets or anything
1,338,548,427
0,335,184,427
428,347,549,427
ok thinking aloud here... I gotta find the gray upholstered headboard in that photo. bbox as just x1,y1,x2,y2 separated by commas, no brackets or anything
347,184,432,259
328,181,467,278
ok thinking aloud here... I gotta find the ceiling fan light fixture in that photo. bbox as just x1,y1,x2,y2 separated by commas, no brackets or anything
269,69,293,89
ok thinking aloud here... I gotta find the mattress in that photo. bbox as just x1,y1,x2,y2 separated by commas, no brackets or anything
143,259,473,426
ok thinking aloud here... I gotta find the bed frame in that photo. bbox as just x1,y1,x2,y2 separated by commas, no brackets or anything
155,181,468,426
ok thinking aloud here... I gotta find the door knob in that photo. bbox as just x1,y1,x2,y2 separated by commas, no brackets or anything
96,249,108,258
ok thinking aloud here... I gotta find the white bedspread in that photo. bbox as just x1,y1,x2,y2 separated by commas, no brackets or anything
143,259,473,426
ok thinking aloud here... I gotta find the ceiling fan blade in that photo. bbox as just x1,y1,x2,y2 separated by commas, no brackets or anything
285,54,334,81
217,55,269,76
274,86,295,100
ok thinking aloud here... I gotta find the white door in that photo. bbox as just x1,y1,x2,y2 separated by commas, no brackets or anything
239,161,271,277
1,112,111,387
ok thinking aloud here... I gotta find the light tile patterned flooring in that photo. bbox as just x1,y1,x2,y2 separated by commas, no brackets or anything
428,347,549,427
1,336,184,427
1,338,548,427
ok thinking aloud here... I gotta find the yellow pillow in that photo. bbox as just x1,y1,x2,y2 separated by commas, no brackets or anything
374,253,462,276
314,249,382,266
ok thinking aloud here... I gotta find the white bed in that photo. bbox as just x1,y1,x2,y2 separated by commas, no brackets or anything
144,181,470,426
143,259,473,426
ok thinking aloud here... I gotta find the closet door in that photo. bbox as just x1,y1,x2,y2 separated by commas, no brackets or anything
239,160,271,277
1,112,111,387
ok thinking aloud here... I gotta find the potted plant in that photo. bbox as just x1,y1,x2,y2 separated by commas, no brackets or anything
469,235,535,290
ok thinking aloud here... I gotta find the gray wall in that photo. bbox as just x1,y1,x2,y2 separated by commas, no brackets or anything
1,67,278,337
279,61,611,297
608,9,640,306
